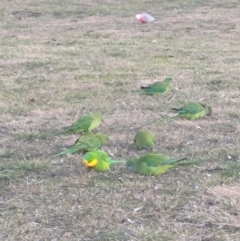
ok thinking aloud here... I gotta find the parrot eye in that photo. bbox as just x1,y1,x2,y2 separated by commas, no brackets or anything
126,162,132,168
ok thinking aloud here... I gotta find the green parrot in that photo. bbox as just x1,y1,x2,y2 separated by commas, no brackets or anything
56,113,103,135
134,129,155,150
53,133,109,157
140,77,173,95
82,150,122,172
172,102,211,120
126,153,202,175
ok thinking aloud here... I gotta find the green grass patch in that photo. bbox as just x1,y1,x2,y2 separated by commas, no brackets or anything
0,159,50,180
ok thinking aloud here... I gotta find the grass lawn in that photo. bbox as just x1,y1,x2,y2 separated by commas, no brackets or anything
1,0,240,240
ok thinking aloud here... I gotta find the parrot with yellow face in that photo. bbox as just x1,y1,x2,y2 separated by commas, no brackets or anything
82,150,122,172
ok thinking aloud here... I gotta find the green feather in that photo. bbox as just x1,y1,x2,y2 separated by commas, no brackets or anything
53,133,109,157
83,150,123,172
56,113,103,135
172,102,211,120
140,77,173,95
126,153,203,175
134,129,155,150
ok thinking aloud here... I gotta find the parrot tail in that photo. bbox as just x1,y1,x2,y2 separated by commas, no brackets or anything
164,158,187,165
52,146,82,157
110,159,125,165
172,108,181,112
177,159,203,165
55,126,86,136
52,149,70,157
52,151,65,157
55,130,69,136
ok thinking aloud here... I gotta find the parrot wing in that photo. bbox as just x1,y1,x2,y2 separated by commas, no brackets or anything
55,116,91,135
140,78,172,94
127,153,203,175
73,114,102,131
56,113,102,135
140,81,167,94
53,133,106,157
172,102,211,120
172,103,204,114
138,153,170,166
126,153,170,175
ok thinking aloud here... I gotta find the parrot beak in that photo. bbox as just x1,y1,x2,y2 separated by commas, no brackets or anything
82,159,89,167
83,159,98,168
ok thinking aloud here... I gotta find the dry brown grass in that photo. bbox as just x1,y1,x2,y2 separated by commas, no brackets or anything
1,0,240,240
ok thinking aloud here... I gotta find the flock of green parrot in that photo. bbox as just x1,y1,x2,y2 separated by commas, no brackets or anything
54,77,211,175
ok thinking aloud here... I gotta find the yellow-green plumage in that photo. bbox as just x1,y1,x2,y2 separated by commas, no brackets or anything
172,102,211,120
53,133,109,157
56,113,103,135
134,129,155,150
126,153,202,175
140,77,173,95
82,150,122,172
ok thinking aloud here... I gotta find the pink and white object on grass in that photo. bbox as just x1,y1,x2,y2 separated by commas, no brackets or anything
136,13,155,23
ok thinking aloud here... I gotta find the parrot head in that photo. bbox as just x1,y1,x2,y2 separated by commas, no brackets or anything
96,134,109,144
164,77,173,83
204,104,212,116
92,113,104,122
126,159,137,172
82,152,98,169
